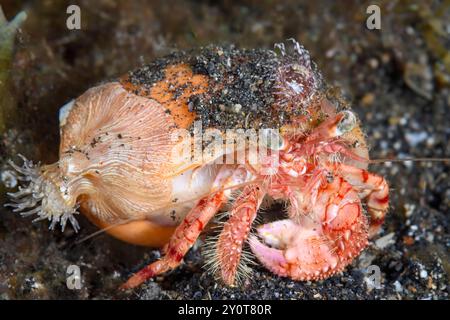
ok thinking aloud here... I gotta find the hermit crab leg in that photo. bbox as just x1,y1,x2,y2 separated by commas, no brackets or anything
286,169,325,220
121,191,227,290
215,184,265,286
330,163,389,236
121,166,250,290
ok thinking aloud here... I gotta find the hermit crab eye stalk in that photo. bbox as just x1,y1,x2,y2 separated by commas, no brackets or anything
336,110,357,136
5,154,80,232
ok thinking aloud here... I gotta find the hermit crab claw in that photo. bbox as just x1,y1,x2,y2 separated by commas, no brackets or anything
249,219,342,280
249,178,369,281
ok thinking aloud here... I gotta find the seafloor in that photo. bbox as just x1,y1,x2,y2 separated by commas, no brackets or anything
0,0,448,299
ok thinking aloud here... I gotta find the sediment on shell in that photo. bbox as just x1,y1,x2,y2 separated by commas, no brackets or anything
5,154,80,232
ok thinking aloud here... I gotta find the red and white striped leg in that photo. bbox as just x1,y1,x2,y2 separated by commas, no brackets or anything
121,166,248,290
216,185,265,285
331,163,389,236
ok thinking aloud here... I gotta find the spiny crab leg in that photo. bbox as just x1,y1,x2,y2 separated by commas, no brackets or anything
250,175,369,281
121,166,248,290
215,185,265,286
121,191,227,290
330,163,389,237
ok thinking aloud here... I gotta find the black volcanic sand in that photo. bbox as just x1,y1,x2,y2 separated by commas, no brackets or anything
0,0,448,300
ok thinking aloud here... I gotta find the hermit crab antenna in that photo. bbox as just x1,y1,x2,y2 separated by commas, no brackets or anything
369,157,450,164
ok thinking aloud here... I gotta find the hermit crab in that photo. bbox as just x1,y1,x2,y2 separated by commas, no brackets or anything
6,40,389,289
